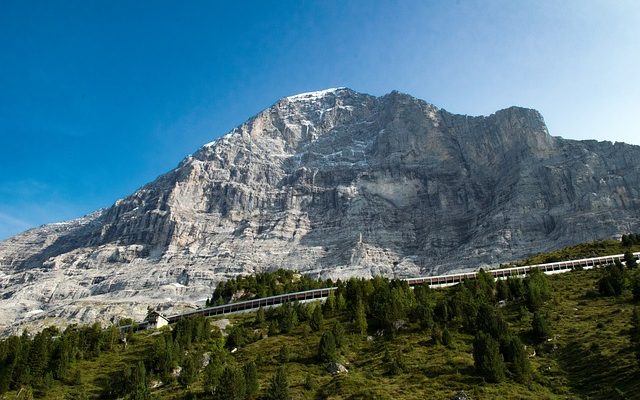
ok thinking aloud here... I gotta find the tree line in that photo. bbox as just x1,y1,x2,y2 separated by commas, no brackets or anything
206,269,334,306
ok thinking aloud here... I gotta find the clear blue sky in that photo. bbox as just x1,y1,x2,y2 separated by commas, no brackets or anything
1,0,639,240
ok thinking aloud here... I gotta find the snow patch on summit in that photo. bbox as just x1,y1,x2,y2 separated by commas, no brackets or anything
286,88,346,102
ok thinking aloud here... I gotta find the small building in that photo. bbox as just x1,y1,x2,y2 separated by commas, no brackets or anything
145,310,169,330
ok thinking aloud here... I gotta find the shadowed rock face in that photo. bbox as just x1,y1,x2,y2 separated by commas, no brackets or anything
2,88,640,333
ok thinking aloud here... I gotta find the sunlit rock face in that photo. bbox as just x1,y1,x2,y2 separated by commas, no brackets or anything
2,88,640,333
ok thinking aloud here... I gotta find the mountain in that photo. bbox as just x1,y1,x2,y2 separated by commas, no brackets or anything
1,88,640,333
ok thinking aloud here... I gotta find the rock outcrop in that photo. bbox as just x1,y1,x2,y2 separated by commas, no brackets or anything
2,88,640,333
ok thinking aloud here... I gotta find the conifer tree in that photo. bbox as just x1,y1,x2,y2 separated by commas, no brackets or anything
354,299,368,335
310,305,323,331
278,344,290,363
476,268,496,302
332,322,345,349
507,276,524,300
217,366,246,400
473,332,506,383
267,365,289,400
524,269,551,311
278,303,298,334
243,360,259,399
178,354,197,388
532,312,551,343
128,361,150,400
323,291,336,315
255,307,266,326
598,263,626,297
510,337,532,384
318,331,337,363
496,279,509,301
625,250,638,268
203,353,224,396
441,326,452,348
336,293,347,311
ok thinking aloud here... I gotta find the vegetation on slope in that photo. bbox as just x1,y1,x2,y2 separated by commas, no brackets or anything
206,269,334,306
2,236,640,399
519,234,640,266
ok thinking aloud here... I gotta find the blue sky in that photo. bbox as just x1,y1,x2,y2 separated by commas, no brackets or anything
1,0,639,240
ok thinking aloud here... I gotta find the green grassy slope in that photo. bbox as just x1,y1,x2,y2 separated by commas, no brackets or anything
3,268,638,400
2,237,640,400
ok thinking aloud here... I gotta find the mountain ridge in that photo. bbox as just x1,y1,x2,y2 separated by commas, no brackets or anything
1,88,640,334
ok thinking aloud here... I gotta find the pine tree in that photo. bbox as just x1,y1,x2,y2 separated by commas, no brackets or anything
278,303,298,334
128,361,150,400
310,305,324,331
473,332,506,383
227,326,248,348
510,337,532,384
27,331,49,384
178,354,197,388
255,307,266,327
278,344,290,363
203,353,224,396
332,322,345,349
598,263,626,296
507,276,525,300
267,365,289,400
496,279,509,301
217,366,246,400
441,327,452,348
434,299,449,324
532,312,551,343
336,293,347,311
475,303,508,342
323,291,336,315
476,268,496,302
354,299,368,335
318,331,337,363
243,360,259,399
524,269,551,311
625,250,638,268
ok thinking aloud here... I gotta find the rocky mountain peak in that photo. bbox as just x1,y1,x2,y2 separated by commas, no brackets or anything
1,88,639,334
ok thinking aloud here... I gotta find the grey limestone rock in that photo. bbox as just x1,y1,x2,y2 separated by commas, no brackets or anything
2,88,640,333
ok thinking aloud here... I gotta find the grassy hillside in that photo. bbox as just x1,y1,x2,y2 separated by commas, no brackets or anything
519,237,640,266
2,268,640,399
2,238,640,400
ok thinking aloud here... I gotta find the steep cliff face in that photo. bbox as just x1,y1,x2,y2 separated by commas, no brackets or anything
1,88,640,333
